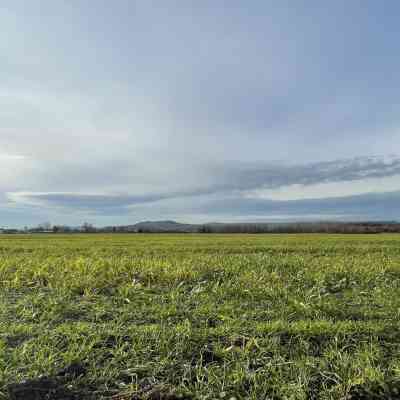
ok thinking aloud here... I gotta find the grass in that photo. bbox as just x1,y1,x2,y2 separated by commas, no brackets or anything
1,233,400,399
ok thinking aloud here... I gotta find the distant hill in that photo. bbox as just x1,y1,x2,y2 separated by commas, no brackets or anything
111,220,200,233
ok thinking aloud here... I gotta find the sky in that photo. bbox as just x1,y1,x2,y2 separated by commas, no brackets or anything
1,1,400,227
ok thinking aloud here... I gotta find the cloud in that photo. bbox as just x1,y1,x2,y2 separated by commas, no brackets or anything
2,2,400,224
192,191,400,222
7,192,170,212
207,155,400,194
248,174,400,201
7,155,400,217
9,188,399,224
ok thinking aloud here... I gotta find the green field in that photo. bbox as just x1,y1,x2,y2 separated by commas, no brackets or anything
1,234,400,399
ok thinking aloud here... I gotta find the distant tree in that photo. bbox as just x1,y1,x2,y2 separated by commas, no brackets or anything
57,225,72,233
82,222,95,233
38,222,52,231
199,225,212,233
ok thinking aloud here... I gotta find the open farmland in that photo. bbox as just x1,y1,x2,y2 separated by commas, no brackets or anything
1,234,400,399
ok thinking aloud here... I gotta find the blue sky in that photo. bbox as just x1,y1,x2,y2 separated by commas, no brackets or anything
1,1,400,226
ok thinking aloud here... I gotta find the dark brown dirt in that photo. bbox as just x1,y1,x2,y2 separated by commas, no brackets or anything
7,363,87,400
7,377,78,400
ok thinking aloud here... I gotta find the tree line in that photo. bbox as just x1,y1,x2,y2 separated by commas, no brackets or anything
1,221,400,234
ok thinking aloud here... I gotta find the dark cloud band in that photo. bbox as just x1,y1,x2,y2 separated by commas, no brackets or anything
8,155,400,216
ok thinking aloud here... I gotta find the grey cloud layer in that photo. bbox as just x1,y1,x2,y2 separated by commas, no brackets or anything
8,189,400,223
9,155,400,214
196,191,400,222
209,156,400,193
2,2,400,224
